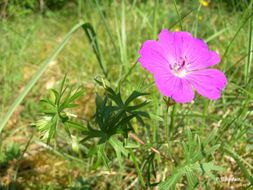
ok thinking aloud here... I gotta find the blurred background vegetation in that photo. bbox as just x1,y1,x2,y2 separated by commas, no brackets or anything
0,0,253,189
0,0,252,19
0,0,71,18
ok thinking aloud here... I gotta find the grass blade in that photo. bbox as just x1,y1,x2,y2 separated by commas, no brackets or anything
205,28,227,43
245,3,253,83
0,21,104,134
129,149,145,187
225,146,253,185
82,23,108,77
94,0,117,52
173,0,183,30
222,11,253,70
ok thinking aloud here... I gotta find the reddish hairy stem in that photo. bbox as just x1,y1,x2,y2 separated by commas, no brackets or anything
128,132,171,160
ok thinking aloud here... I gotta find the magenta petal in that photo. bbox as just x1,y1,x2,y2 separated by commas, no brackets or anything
155,74,194,103
185,39,221,70
158,30,220,70
158,29,193,63
139,40,170,74
186,69,227,100
187,49,221,70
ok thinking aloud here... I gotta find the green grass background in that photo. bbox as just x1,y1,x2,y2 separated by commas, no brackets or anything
0,0,252,189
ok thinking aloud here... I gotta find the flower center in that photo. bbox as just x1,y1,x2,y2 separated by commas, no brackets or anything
171,57,188,77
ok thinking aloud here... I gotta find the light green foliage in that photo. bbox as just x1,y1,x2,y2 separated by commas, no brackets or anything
160,128,223,189
0,143,21,167
36,76,85,143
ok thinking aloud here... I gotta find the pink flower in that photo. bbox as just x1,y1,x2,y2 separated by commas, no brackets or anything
139,29,227,103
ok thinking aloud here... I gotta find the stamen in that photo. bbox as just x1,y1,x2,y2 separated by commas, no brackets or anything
171,57,188,77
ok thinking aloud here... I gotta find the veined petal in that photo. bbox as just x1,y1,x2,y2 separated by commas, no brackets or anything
154,74,194,103
139,40,170,74
186,69,227,100
158,30,220,70
185,39,221,70
158,29,193,64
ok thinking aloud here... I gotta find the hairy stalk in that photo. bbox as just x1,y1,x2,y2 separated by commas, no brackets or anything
128,132,173,162
169,105,177,138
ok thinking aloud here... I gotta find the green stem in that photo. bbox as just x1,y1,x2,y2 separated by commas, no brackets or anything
165,103,169,143
173,0,183,30
193,4,202,37
13,135,33,182
153,0,159,39
164,98,177,143
129,149,145,187
118,59,138,90
245,3,253,84
169,104,177,138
